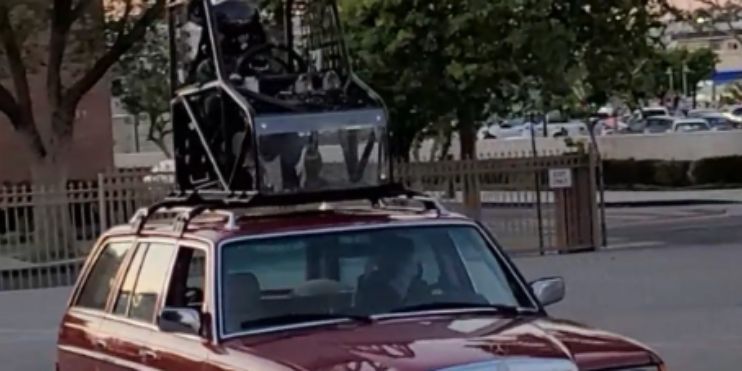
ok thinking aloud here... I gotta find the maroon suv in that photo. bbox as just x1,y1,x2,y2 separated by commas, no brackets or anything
57,198,665,371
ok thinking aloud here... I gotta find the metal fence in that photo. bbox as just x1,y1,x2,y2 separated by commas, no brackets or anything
0,149,599,290
397,148,600,255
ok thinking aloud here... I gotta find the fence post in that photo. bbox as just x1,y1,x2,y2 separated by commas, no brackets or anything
97,173,108,232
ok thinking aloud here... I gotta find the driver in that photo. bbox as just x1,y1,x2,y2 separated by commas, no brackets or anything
355,235,431,313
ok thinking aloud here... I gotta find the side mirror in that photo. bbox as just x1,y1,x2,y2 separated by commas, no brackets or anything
158,307,202,335
530,277,565,307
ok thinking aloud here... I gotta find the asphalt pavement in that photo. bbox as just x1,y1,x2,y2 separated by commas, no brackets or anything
1,205,741,370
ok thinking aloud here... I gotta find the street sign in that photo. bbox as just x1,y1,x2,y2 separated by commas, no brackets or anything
548,168,573,189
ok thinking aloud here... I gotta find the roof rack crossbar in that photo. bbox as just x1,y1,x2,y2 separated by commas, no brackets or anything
130,184,445,235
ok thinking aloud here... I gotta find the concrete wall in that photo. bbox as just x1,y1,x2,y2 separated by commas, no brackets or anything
416,131,742,161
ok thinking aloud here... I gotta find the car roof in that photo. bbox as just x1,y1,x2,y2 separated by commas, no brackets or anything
674,118,709,124
103,207,472,246
646,115,674,121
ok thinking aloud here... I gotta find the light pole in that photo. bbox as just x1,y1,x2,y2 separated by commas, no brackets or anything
682,63,689,98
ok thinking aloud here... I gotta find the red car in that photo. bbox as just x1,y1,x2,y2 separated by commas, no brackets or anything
57,197,665,371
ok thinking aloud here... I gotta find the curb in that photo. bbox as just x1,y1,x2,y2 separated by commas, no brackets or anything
479,199,742,208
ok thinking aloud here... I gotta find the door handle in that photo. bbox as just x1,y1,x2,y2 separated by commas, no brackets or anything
138,349,158,361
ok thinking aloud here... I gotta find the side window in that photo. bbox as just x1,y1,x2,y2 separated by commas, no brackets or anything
113,244,148,316
129,243,177,322
76,242,133,311
165,247,207,310
449,228,518,305
110,243,177,323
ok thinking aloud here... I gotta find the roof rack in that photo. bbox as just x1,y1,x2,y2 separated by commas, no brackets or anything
129,184,446,236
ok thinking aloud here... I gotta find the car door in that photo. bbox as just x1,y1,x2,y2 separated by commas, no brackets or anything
147,243,211,370
57,240,134,371
97,241,178,370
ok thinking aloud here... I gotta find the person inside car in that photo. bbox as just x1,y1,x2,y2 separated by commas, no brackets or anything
355,235,431,314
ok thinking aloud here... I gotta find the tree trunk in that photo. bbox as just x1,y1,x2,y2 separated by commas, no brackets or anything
28,113,77,265
457,110,481,220
147,113,172,158
458,119,477,160
133,115,141,152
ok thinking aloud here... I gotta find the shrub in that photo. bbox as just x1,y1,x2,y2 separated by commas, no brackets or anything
652,161,691,187
689,156,742,185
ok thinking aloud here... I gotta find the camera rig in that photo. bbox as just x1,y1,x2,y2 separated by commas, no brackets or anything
167,0,390,198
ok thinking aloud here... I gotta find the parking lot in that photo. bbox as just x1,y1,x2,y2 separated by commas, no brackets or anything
2,205,741,370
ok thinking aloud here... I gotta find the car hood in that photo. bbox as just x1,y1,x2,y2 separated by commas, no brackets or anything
219,313,660,371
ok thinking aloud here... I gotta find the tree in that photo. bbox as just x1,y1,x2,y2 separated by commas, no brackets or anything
552,1,669,108
112,21,171,157
344,0,553,160
0,0,166,185
626,47,717,107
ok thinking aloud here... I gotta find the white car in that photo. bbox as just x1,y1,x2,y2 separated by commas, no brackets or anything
672,118,711,133
522,121,589,138
641,106,671,118
479,119,528,140
143,159,176,183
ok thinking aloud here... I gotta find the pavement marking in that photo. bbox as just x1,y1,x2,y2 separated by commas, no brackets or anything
605,241,666,250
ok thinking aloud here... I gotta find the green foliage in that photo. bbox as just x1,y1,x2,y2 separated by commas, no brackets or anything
690,156,742,185
603,156,742,188
634,47,717,102
342,0,668,159
112,21,171,156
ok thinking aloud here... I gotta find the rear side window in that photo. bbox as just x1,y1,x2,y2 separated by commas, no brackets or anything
112,243,177,323
76,242,133,310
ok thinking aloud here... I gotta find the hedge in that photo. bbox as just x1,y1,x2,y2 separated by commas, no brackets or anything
603,156,742,188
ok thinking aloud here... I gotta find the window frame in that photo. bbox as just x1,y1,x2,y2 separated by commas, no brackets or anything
103,238,183,326
69,236,136,316
159,241,212,340
215,220,542,342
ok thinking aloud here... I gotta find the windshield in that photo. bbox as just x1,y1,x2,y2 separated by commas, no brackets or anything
219,225,532,335
646,118,672,131
705,117,732,129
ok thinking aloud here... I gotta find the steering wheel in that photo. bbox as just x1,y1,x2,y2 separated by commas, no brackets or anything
236,43,308,78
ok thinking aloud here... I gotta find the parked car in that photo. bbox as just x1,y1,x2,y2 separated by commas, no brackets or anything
641,106,671,118
672,118,711,133
642,115,675,134
57,194,665,371
523,120,589,138
479,118,528,140
694,112,735,131
687,108,719,118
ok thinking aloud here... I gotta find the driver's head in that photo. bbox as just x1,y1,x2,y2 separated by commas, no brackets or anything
376,235,418,293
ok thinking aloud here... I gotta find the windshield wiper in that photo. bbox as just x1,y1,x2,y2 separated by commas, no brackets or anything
240,313,372,330
388,302,528,315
